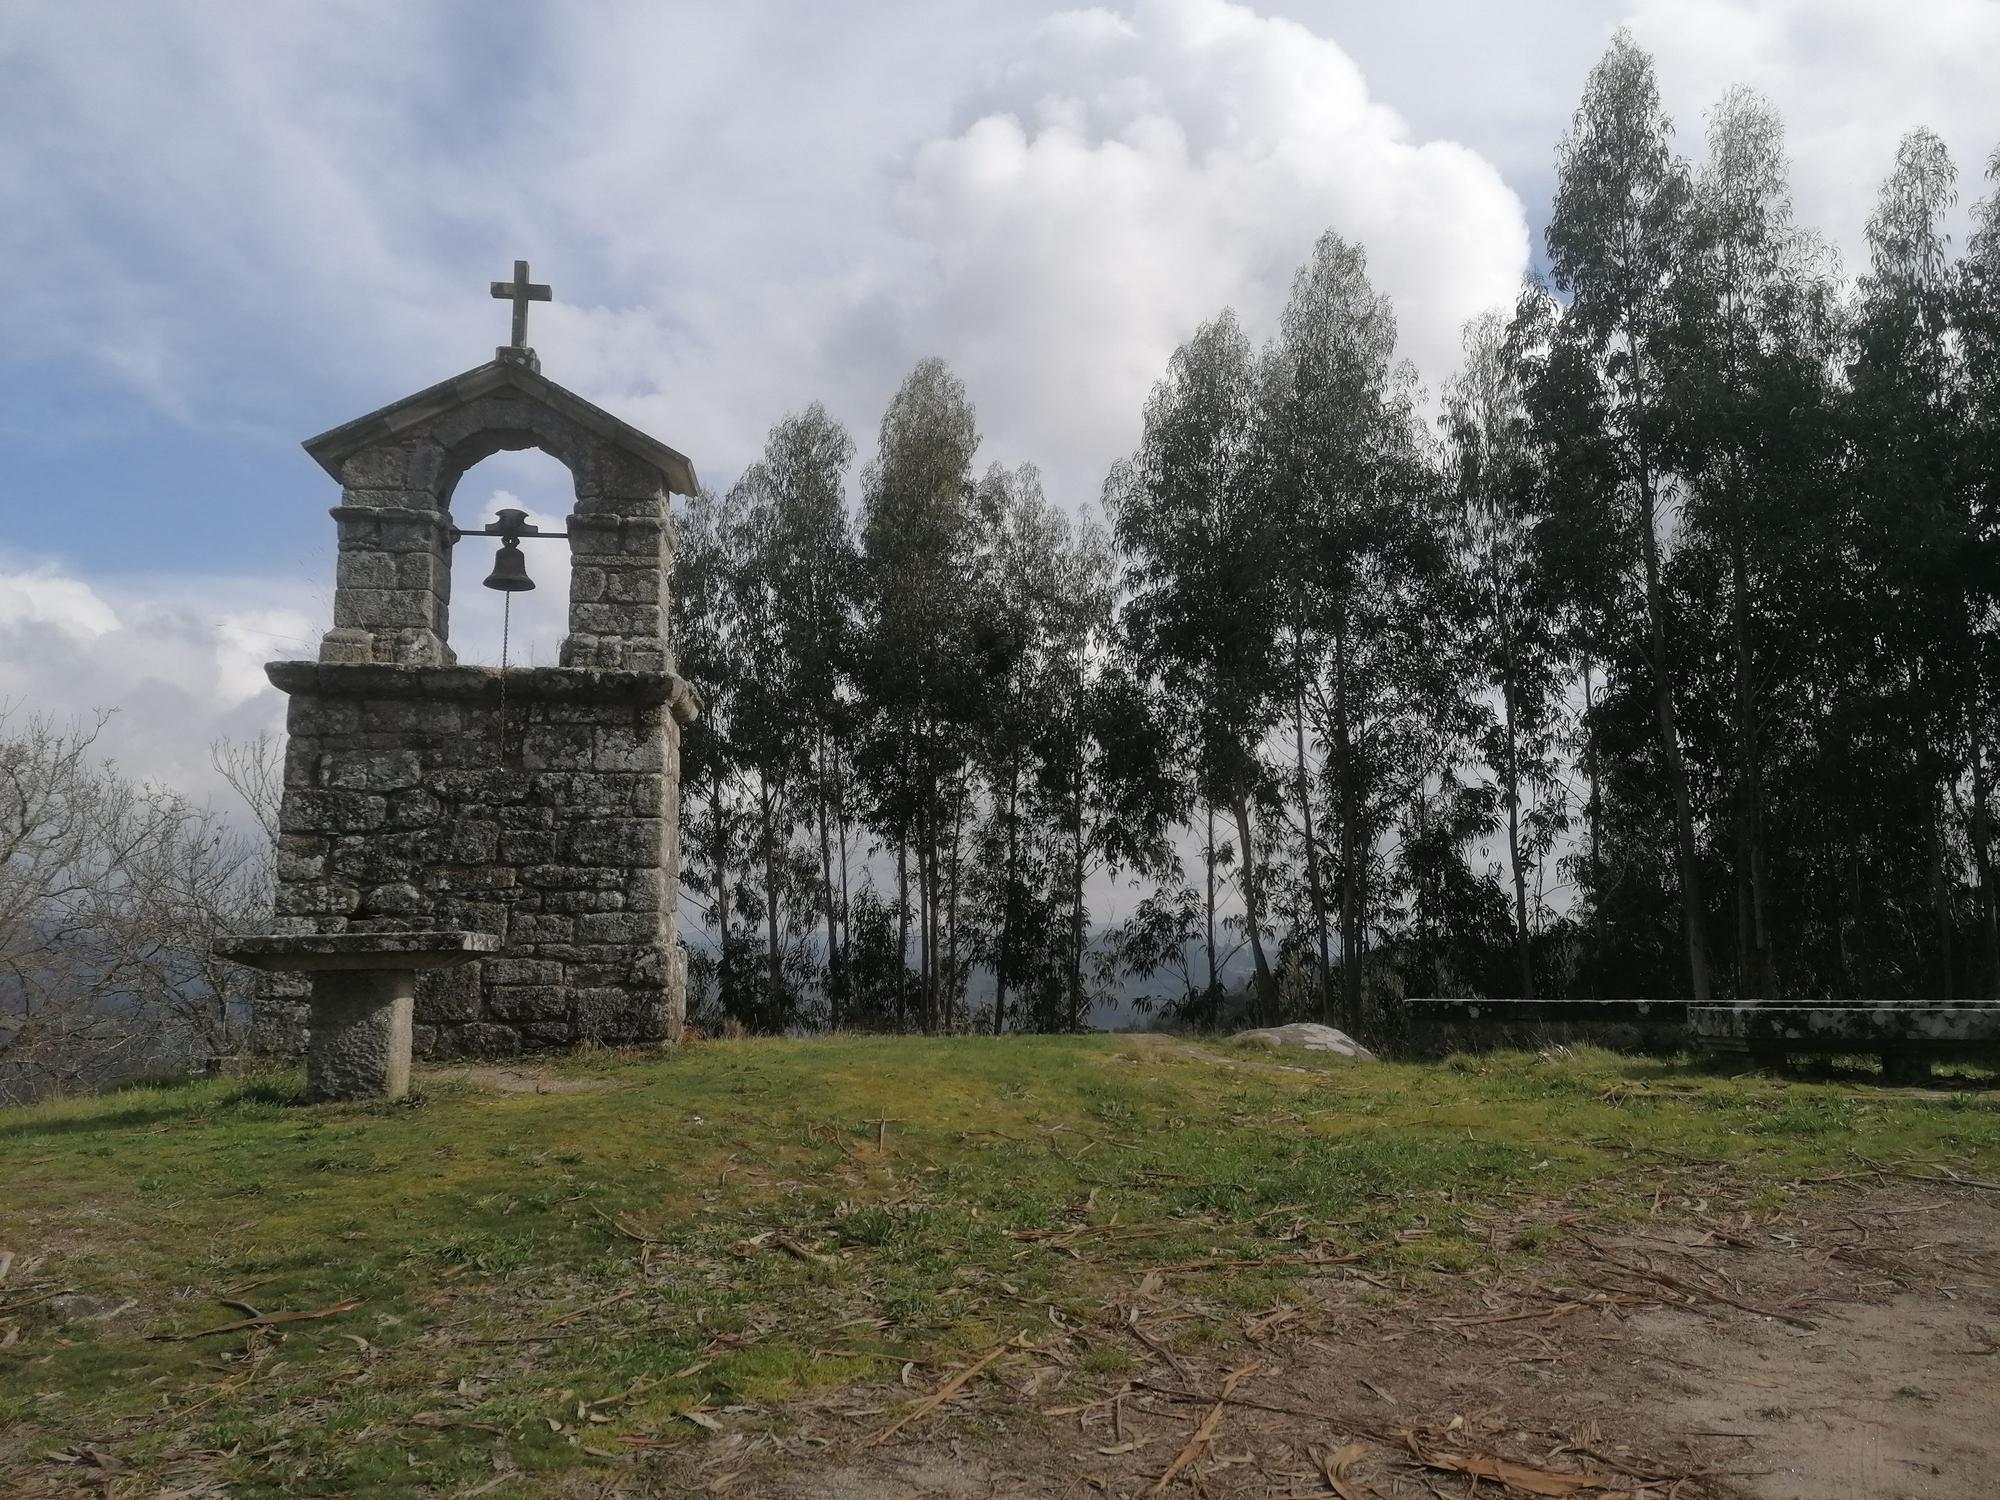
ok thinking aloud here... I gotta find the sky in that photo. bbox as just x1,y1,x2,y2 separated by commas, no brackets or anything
2,0,1997,807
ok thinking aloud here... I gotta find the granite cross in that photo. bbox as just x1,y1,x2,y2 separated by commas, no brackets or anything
489,259,552,349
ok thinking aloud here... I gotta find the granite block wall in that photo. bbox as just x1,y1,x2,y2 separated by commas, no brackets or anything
255,662,687,1058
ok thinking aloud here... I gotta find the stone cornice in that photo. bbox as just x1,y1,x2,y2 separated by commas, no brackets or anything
267,660,696,720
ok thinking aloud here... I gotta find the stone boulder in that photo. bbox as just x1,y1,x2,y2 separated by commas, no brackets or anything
1229,1022,1377,1060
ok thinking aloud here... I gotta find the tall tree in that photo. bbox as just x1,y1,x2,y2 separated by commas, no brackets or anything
671,484,758,1024
1033,513,1148,1029
1544,31,1712,1001
1265,230,1450,1031
855,359,983,1031
1109,311,1284,1017
1847,129,1975,999
733,405,860,1023
1441,307,1568,998
1960,144,2000,995
1671,87,1839,999
965,463,1063,1033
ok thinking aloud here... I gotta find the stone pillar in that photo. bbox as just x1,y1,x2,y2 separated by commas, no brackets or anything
308,968,416,1101
562,514,670,671
318,440,454,667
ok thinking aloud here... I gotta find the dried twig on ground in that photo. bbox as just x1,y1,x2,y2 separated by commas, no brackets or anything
1132,1377,1350,1424
542,1286,643,1328
148,1298,363,1342
1403,1435,1626,1496
1121,1307,1195,1383
1575,1239,1816,1330
0,1285,76,1316
1143,1251,1366,1274
1151,1362,1260,1493
870,1337,1023,1446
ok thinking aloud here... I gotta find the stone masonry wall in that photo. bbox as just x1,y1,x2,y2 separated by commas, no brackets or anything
257,662,688,1059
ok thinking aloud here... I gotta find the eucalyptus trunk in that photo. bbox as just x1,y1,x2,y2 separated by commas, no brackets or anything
894,837,910,1031
1204,804,1220,1023
1630,354,1711,1004
1334,627,1362,1028
712,765,733,1016
1928,785,1955,1001
1231,794,1278,1021
1496,600,1534,999
759,775,783,1017
815,729,842,1026
1070,749,1087,1031
994,762,1019,1035
945,783,964,1031
1293,645,1334,1023
1583,661,1603,1000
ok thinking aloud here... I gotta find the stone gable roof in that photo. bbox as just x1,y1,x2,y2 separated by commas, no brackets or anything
302,356,698,496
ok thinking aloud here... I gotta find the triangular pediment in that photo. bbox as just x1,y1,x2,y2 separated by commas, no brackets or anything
302,357,697,496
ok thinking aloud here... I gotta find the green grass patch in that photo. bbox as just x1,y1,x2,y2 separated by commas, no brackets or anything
1,1035,1995,1494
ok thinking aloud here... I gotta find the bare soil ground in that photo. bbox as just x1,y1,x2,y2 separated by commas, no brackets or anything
651,1183,2000,1500
428,1065,622,1095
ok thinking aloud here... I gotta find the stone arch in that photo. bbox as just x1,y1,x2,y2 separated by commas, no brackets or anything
440,445,578,668
302,359,696,671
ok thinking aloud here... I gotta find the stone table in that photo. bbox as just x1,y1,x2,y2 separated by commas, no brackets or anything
216,932,499,1100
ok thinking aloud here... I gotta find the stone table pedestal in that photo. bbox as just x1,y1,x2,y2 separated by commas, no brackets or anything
217,932,499,1100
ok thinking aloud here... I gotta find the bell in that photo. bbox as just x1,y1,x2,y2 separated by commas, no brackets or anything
482,536,536,592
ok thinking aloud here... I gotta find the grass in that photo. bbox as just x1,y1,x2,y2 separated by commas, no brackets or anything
2,1035,1996,1495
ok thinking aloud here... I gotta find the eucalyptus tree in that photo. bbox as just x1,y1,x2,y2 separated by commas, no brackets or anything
1441,307,1569,997
1961,147,2000,993
855,359,983,1030
1846,129,1974,997
1031,512,1169,1029
730,404,860,1025
670,484,754,1019
1670,87,1841,998
965,462,1065,1033
1507,282,1628,996
1543,31,1712,1001
1108,311,1284,1015
1263,230,1457,1029
1262,232,1395,1024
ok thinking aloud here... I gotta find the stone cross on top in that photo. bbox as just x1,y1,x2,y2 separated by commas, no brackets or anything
490,258,551,351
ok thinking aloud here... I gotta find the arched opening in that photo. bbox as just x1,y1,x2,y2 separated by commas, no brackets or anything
445,447,576,668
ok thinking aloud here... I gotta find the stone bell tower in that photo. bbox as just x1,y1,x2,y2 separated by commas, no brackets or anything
254,262,699,1059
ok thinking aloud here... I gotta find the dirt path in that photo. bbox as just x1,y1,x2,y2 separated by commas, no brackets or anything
649,1184,2000,1499
1647,1292,1993,1499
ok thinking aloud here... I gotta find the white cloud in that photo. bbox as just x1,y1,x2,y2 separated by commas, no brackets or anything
4,0,1996,814
1626,0,2000,274
0,552,315,807
7,0,1996,490
0,567,122,640
1,0,1530,520
860,0,1529,501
